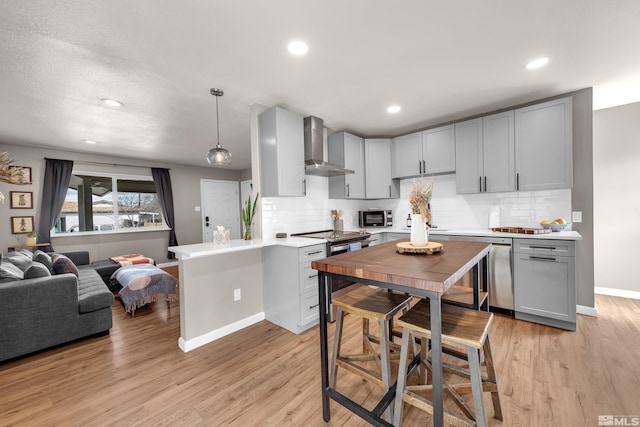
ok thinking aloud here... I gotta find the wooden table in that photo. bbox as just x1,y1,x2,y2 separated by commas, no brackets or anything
7,243,51,252
312,239,492,427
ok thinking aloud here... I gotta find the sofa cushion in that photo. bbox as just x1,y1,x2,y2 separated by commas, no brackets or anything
33,250,54,273
52,254,79,277
77,269,115,313
0,262,24,282
3,253,32,272
24,261,52,279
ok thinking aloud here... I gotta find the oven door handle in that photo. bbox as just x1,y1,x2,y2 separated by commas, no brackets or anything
330,239,371,254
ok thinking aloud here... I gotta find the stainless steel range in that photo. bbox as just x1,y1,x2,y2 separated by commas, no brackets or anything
292,229,371,321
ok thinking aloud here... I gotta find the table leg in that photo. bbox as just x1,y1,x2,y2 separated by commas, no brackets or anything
430,294,443,426
318,271,331,421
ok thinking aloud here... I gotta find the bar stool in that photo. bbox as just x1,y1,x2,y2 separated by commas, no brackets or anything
330,285,414,417
392,299,503,427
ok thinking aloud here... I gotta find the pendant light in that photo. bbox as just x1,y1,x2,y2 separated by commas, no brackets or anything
206,88,232,166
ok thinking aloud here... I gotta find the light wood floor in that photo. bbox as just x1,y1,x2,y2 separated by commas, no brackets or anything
1,295,638,426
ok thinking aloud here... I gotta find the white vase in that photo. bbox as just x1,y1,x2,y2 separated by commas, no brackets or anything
410,214,428,246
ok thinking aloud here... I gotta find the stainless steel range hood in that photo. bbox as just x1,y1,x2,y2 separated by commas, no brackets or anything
304,116,355,177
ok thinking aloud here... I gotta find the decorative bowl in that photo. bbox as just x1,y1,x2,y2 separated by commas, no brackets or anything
540,222,570,232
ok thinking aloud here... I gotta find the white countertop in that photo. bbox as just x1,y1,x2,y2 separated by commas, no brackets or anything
365,227,582,241
170,227,581,259
169,236,324,259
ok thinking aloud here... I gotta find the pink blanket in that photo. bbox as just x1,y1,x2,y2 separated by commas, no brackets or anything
110,253,155,267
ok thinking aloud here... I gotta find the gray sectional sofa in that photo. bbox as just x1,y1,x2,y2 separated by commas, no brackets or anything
0,250,115,362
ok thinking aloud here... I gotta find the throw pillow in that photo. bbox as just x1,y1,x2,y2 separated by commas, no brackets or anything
51,254,79,278
24,261,52,279
0,262,24,283
3,254,32,272
33,250,54,273
15,248,33,259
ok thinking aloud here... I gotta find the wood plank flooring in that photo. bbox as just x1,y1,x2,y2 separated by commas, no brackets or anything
1,295,639,426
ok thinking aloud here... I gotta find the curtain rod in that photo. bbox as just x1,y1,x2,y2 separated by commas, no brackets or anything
44,158,170,170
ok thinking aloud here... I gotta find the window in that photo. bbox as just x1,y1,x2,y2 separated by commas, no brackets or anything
54,171,164,234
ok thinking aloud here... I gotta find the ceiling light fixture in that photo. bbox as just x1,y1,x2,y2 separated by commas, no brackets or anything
288,41,308,55
206,88,232,166
100,98,124,107
525,57,549,70
387,105,401,113
83,140,97,144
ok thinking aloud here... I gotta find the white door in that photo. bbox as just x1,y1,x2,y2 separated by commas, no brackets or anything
201,180,240,242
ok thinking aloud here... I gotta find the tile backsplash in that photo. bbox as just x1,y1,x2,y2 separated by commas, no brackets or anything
261,174,571,237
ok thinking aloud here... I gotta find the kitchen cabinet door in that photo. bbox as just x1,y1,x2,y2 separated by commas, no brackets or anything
422,125,455,175
513,238,576,330
258,107,305,197
391,132,422,179
515,96,573,191
455,112,515,194
328,132,365,199
365,138,399,199
483,111,515,192
455,118,483,194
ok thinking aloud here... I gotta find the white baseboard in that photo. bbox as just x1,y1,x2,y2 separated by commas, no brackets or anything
577,305,597,317
595,286,640,300
178,312,266,352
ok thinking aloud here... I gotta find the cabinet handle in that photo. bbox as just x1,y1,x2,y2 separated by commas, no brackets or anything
423,160,426,173
484,176,487,193
418,160,422,174
389,185,392,197
307,250,323,255
309,303,320,310
308,274,318,279
346,183,350,198
303,179,307,195
516,173,519,191
529,256,557,262
530,246,556,250
479,176,482,192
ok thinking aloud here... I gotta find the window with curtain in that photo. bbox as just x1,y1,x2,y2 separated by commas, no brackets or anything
53,171,165,234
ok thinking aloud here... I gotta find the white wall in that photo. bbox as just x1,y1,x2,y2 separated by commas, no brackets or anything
261,174,571,237
593,101,640,294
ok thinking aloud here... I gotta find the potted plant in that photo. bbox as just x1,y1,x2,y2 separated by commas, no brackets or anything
242,192,259,240
25,230,37,246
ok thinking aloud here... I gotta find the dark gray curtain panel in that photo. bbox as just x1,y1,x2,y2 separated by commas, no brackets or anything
151,167,178,259
38,159,74,252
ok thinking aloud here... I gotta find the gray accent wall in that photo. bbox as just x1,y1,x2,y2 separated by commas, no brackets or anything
0,143,241,263
593,101,640,294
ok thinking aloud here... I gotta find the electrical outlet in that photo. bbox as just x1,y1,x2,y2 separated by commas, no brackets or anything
233,288,241,301
195,206,201,212
572,211,582,223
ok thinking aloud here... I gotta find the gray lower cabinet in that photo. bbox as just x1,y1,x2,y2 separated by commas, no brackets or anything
513,238,576,330
263,244,326,334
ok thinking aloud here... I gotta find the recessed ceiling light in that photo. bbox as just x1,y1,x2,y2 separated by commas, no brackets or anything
525,57,549,70
83,140,97,144
287,41,308,55
387,105,401,113
100,98,124,107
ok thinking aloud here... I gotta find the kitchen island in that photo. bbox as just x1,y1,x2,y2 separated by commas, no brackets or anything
312,239,492,427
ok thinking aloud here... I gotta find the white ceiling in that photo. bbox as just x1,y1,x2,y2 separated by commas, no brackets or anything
1,1,639,171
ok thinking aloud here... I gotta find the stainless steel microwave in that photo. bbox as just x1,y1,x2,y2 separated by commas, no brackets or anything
358,210,393,227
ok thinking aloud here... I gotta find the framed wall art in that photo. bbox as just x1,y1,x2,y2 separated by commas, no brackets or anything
10,191,33,209
8,166,32,184
11,216,35,234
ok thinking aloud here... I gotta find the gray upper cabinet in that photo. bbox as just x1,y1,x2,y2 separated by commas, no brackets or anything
365,138,399,199
392,125,455,179
328,132,366,199
515,96,573,191
456,111,516,194
258,107,305,197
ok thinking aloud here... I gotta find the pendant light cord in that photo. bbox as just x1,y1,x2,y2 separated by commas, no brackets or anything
215,94,220,147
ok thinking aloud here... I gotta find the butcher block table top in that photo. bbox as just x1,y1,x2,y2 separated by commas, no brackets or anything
312,238,492,295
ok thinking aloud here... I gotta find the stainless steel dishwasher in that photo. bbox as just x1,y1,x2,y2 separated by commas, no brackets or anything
431,235,514,315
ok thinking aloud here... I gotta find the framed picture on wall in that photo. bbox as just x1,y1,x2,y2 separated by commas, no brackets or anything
8,166,32,184
11,216,35,234
10,191,33,209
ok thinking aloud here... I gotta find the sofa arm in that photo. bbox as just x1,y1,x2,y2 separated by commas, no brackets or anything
59,251,90,266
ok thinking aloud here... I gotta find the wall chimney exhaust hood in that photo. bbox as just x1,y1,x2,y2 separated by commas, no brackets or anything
304,116,354,177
